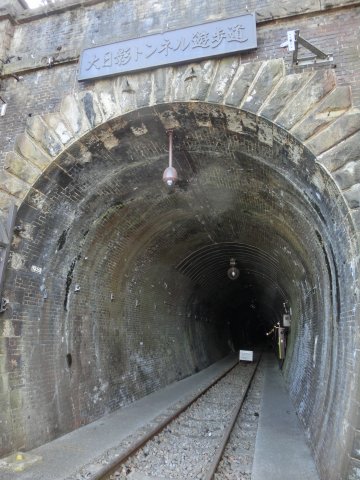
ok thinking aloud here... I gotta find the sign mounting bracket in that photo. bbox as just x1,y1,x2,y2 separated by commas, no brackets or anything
284,30,333,66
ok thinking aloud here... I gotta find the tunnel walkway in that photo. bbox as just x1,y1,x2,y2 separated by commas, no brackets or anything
251,353,319,480
0,353,319,480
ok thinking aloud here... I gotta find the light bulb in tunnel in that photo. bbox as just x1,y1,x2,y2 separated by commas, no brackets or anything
227,267,239,280
227,257,239,280
162,166,178,187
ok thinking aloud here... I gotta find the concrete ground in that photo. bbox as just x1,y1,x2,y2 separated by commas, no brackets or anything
251,352,320,480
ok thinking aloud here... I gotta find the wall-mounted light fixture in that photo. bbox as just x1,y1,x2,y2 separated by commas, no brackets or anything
0,96,7,117
227,258,239,280
162,130,178,187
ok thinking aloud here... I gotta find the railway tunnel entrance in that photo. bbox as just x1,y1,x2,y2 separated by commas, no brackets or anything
2,102,359,479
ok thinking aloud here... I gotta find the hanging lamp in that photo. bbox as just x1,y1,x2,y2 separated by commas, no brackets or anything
162,130,178,187
227,257,239,280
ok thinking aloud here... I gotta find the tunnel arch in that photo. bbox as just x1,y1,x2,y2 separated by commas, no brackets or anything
1,69,359,478
1,59,360,222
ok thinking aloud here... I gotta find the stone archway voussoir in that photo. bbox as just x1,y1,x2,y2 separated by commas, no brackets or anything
0,169,31,204
2,59,359,230
258,70,314,120
239,58,285,113
305,108,360,156
59,94,92,138
4,151,42,187
290,85,352,142
26,115,64,158
15,133,52,172
93,79,120,120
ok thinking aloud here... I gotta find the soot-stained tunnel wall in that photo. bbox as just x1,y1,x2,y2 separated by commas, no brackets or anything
2,103,359,480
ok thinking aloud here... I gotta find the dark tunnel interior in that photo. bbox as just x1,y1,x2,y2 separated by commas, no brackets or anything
218,283,277,350
176,243,284,351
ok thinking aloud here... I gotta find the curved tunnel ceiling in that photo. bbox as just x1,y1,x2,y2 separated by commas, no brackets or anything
176,242,282,294
23,102,347,327
176,242,287,327
16,101,350,342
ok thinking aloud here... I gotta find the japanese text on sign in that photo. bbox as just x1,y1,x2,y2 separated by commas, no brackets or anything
78,14,257,81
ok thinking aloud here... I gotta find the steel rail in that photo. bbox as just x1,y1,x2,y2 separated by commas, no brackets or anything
93,357,240,480
203,354,261,480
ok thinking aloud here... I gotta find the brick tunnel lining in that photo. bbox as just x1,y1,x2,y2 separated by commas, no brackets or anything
3,104,358,477
176,242,287,348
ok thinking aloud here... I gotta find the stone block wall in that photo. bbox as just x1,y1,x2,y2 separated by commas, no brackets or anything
0,2,359,480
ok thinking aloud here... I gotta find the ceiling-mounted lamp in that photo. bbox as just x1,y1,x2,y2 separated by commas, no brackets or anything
227,257,239,280
162,129,178,187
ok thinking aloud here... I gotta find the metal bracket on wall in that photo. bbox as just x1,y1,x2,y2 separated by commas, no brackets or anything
0,204,17,313
283,30,333,66
0,298,9,314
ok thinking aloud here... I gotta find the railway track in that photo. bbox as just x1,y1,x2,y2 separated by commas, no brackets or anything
93,355,261,480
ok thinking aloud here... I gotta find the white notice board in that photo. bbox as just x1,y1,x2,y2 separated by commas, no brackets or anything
239,350,253,362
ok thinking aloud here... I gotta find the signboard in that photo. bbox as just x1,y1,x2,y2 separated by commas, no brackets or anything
239,350,254,362
79,14,257,81
283,314,291,327
287,30,296,52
